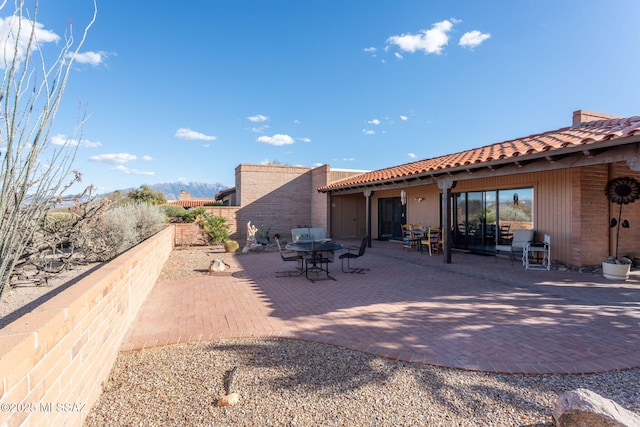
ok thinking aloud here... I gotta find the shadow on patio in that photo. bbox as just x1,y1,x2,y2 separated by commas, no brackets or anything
124,239,640,374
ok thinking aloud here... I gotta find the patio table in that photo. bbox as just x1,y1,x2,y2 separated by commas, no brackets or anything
286,241,343,282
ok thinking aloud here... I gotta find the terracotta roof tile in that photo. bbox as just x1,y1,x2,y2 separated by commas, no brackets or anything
165,199,217,208
320,115,640,191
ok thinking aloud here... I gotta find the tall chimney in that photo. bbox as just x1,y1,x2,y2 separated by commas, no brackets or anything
572,110,621,126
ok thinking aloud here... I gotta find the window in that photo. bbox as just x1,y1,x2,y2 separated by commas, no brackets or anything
453,187,533,252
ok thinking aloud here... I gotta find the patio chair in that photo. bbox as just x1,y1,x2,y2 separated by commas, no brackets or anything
524,234,551,271
402,224,417,251
275,237,303,277
497,224,512,245
339,236,369,273
420,226,443,256
495,229,535,265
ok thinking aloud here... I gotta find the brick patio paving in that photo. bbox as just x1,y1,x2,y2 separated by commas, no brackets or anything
122,240,640,374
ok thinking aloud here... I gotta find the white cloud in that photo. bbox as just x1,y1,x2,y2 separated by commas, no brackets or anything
257,134,295,146
400,115,408,121
394,52,404,60
296,137,311,143
67,50,106,66
174,128,217,141
247,114,268,123
112,165,155,176
0,16,59,67
368,119,381,125
363,46,377,57
89,153,136,164
362,129,375,135
250,125,269,133
459,30,491,48
387,19,456,54
293,119,301,125
408,153,417,158
342,158,355,161
142,155,153,161
50,134,102,148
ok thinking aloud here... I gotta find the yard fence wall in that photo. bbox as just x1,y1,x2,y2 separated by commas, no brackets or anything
0,225,174,427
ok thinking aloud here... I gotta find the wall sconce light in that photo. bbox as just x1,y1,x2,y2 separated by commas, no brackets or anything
415,197,424,202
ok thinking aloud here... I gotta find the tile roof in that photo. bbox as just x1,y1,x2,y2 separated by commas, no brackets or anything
215,187,236,200
320,115,640,191
165,199,217,208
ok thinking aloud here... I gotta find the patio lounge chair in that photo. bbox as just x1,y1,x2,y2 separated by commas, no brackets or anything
495,229,535,265
275,237,303,276
339,236,369,273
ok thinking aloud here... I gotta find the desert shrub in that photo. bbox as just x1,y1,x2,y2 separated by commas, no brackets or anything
80,203,166,261
201,215,229,244
499,204,532,222
176,207,229,244
181,207,208,223
132,203,167,238
161,204,186,219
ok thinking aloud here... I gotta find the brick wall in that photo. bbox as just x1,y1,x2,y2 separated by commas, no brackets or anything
0,226,174,426
234,164,314,242
571,165,609,266
609,163,640,259
204,206,240,241
174,223,207,246
571,162,640,266
310,165,330,230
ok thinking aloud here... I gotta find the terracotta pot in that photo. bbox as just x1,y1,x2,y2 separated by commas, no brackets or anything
602,261,631,281
223,240,239,253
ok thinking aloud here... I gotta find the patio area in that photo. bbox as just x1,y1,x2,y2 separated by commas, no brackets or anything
122,239,640,374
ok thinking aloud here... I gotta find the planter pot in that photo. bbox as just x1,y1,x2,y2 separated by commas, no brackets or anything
223,240,239,253
602,261,631,281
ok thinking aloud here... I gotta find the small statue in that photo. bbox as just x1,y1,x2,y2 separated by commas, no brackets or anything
243,221,259,253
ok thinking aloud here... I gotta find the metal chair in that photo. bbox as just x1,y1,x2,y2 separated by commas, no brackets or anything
524,234,551,270
495,229,535,265
275,237,303,276
339,236,369,273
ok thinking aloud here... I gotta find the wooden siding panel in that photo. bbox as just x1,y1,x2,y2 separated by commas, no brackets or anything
536,169,571,265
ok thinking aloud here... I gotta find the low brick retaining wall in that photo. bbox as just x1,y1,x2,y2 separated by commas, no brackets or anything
0,225,174,427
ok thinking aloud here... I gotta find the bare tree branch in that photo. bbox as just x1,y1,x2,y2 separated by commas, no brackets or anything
0,0,97,299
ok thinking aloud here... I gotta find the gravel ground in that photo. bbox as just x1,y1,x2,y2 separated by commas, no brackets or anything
85,339,640,427
82,247,640,426
0,262,99,328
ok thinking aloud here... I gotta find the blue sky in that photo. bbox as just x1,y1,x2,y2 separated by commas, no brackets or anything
6,1,640,194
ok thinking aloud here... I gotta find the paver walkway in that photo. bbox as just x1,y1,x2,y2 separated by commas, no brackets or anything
122,240,640,374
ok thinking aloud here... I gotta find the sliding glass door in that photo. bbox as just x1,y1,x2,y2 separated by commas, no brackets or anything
453,188,533,253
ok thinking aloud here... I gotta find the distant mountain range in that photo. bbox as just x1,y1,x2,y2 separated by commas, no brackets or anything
116,181,231,201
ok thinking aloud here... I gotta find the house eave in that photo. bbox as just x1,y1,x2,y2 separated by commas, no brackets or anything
320,136,640,194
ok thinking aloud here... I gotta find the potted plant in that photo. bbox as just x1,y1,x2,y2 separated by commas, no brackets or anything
602,176,640,280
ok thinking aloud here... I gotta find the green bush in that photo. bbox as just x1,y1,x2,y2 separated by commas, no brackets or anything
161,204,186,219
181,207,208,223
201,215,229,244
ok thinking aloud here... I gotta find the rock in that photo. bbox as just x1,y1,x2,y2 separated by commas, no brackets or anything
209,259,230,273
553,388,640,427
